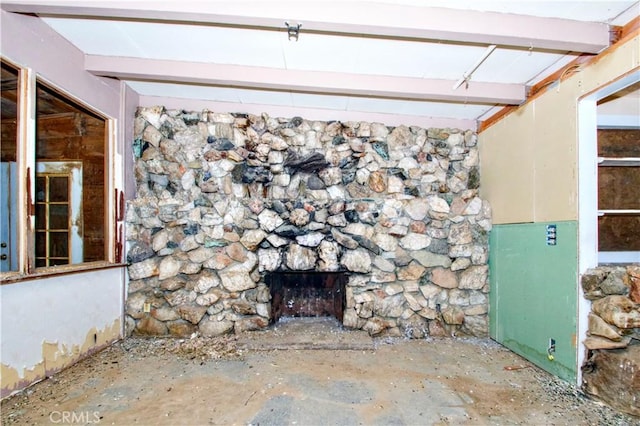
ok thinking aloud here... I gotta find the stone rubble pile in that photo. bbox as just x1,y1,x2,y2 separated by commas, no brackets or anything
125,107,491,338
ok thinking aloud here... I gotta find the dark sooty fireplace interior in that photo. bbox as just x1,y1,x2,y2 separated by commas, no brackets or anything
266,272,347,323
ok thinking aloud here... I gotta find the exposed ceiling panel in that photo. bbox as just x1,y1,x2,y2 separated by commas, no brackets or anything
1,0,638,130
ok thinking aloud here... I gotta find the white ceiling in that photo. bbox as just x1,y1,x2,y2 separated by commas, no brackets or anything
2,1,639,129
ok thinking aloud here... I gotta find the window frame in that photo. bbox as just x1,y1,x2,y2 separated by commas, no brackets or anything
0,59,120,284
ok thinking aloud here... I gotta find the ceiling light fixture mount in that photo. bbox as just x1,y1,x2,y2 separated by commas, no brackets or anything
285,21,302,41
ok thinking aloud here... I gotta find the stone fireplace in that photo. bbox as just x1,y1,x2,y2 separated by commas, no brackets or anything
125,107,492,338
267,271,346,323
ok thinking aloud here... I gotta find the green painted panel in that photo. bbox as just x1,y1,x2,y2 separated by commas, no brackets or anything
489,221,578,383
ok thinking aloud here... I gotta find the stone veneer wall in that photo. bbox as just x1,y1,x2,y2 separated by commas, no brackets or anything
125,107,492,339
581,265,640,416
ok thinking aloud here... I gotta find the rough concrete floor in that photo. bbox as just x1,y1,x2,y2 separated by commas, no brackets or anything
2,318,638,425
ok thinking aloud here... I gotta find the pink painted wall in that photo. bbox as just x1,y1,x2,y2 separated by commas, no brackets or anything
1,10,121,118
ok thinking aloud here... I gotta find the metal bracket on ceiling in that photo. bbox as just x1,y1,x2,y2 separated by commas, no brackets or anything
285,21,302,41
453,44,497,90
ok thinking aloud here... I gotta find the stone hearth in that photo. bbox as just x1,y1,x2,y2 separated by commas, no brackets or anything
125,107,491,338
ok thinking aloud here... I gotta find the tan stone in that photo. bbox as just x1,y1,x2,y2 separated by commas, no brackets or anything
178,305,208,324
397,261,426,281
626,266,640,303
583,336,631,350
442,306,465,325
582,344,640,417
368,171,387,193
431,267,458,289
428,319,448,337
135,316,168,335
226,242,248,262
592,295,640,329
588,313,622,341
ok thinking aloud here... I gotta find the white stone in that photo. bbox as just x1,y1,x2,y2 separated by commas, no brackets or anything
372,233,398,252
286,244,317,270
343,223,374,239
266,234,289,248
219,271,256,292
272,174,290,187
355,168,370,185
448,222,472,245
385,283,404,295
327,214,347,227
240,229,267,250
152,230,169,252
374,256,396,272
194,272,221,293
405,199,429,221
451,257,472,271
318,240,340,271
427,195,450,219
158,256,181,280
258,248,281,272
290,209,310,226
327,185,346,199
187,247,216,263
387,176,404,193
399,233,432,250
341,248,372,273
296,232,325,247
258,209,284,232
464,197,483,215
319,167,342,186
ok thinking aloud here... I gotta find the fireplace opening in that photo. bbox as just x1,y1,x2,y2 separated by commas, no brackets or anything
266,271,347,324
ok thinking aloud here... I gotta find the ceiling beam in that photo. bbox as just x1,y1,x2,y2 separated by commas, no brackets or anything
85,55,526,105
1,1,611,53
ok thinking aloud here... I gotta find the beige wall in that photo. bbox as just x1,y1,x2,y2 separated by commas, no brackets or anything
479,34,640,225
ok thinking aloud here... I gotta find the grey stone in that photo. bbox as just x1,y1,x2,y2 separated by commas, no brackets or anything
331,228,359,250
411,251,452,268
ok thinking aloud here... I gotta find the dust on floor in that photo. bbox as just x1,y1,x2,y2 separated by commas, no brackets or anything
2,319,638,425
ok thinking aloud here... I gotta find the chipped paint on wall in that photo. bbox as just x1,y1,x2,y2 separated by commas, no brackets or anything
1,319,121,398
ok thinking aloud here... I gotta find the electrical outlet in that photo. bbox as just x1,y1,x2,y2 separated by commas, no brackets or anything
547,338,556,360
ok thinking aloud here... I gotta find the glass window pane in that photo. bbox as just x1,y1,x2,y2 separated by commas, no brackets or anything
35,204,46,230
49,232,68,258
49,204,68,229
49,177,68,202
36,176,46,202
37,80,107,265
36,259,47,268
35,232,46,257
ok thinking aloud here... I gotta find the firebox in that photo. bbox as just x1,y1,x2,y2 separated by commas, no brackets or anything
266,272,347,323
